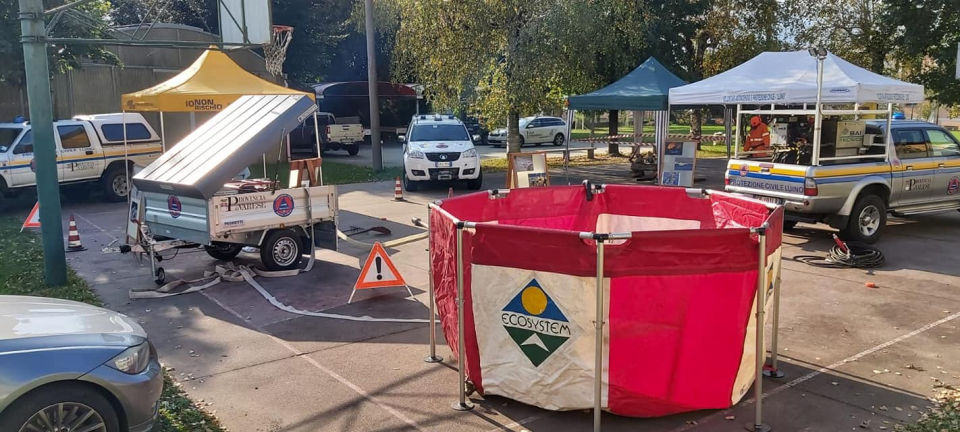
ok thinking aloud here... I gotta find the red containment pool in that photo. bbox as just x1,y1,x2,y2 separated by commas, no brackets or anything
428,184,784,422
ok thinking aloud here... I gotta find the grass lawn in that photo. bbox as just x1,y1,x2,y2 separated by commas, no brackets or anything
571,124,725,140
481,153,630,173
249,160,403,186
0,215,224,432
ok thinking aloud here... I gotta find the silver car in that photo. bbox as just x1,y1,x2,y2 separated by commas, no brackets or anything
0,296,162,432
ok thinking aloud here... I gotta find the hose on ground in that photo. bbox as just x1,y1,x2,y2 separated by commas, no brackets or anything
795,236,884,268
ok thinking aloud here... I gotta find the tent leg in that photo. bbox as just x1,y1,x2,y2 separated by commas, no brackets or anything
425,205,443,363
159,112,166,152
593,238,605,432
746,226,771,432
451,222,474,411
764,268,785,378
735,104,742,159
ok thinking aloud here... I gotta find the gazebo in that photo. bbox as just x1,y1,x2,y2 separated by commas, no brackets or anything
122,49,315,152
567,57,686,156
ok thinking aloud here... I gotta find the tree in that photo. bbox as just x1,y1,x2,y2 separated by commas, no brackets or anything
780,0,893,73
887,0,960,107
1,0,117,86
390,0,600,153
109,0,217,32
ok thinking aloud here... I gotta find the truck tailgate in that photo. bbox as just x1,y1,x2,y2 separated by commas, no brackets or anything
726,160,807,199
210,185,337,236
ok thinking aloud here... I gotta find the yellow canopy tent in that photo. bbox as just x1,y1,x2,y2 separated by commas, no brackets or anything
117,50,321,212
120,49,319,159
122,49,313,112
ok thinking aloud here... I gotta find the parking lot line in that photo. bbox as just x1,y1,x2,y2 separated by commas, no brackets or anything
671,309,960,431
201,290,429,432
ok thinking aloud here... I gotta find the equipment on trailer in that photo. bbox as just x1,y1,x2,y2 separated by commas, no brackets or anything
132,94,338,284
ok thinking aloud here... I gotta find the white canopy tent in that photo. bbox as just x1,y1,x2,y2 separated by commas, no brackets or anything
669,51,924,106
668,51,925,165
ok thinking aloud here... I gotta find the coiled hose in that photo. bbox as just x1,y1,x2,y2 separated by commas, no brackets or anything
795,235,885,268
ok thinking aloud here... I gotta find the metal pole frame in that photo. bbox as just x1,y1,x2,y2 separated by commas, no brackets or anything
593,236,606,432
764,252,784,378
159,112,166,152
424,204,443,363
747,225,771,432
812,55,825,166
734,104,742,159
451,221,474,411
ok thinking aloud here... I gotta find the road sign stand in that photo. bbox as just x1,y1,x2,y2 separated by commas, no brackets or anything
348,242,412,303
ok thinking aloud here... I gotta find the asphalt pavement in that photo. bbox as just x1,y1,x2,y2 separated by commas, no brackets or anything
2,160,959,432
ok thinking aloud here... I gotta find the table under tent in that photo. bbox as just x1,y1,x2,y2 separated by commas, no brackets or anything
668,50,925,165
566,57,686,180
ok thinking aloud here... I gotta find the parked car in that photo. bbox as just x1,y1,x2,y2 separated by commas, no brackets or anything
0,296,163,432
289,111,363,157
487,116,566,148
0,113,162,201
726,119,960,243
460,116,488,145
401,114,482,191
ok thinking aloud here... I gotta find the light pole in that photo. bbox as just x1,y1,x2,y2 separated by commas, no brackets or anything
19,0,67,285
809,47,827,166
364,0,382,171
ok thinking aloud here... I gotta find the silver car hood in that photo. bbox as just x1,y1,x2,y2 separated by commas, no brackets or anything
0,296,146,341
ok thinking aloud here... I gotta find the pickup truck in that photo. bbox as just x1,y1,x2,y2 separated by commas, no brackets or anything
0,113,162,201
726,119,960,243
290,112,362,157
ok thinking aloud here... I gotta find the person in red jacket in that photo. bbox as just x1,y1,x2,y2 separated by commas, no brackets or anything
744,115,771,158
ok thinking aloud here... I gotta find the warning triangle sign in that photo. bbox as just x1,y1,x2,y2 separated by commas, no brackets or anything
354,242,407,290
21,202,40,232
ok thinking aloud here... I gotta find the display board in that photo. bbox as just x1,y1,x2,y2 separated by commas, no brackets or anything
508,152,550,188
659,141,697,187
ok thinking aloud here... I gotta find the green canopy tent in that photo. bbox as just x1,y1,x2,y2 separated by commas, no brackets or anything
566,57,686,177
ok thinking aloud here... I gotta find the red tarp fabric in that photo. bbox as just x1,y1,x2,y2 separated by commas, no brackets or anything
606,270,758,416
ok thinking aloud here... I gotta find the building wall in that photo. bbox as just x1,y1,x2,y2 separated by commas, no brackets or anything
2,24,273,145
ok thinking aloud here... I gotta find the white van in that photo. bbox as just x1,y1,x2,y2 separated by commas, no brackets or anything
401,114,482,191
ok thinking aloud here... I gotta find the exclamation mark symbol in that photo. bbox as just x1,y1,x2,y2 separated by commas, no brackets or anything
375,257,383,280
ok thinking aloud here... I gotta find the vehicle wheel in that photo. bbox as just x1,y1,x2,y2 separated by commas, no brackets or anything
467,170,483,190
0,383,120,432
403,172,419,192
154,267,165,286
553,133,565,146
204,242,244,261
101,165,129,202
346,143,360,156
782,220,798,231
260,229,303,271
841,194,886,243
519,136,525,148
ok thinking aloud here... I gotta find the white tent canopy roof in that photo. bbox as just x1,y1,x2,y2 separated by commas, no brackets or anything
668,51,925,106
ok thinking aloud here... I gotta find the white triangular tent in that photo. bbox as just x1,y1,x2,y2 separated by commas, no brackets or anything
668,51,925,105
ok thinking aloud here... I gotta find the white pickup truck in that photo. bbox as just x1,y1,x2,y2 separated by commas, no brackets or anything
290,112,363,157
0,113,162,201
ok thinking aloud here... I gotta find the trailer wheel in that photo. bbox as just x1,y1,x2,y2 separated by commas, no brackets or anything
204,242,244,261
260,229,303,271
154,267,166,286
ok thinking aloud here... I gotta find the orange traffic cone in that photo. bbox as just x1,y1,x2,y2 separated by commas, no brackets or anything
394,177,404,201
66,215,85,252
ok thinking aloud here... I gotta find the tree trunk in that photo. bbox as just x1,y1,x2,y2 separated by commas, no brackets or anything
608,110,620,155
507,109,522,154
690,109,703,150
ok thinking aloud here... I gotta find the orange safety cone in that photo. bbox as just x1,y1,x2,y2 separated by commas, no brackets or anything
66,215,85,252
394,177,404,201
